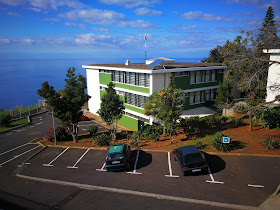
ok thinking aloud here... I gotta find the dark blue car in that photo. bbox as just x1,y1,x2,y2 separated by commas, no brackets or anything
105,143,131,171
173,145,208,176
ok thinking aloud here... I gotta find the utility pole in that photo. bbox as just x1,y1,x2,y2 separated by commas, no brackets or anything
144,34,147,62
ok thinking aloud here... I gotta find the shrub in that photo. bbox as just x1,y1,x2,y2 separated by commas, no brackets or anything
260,137,280,150
233,103,248,114
93,133,112,146
230,117,244,127
44,126,72,142
86,125,98,136
180,116,200,134
259,107,280,129
211,132,233,152
195,140,207,149
150,132,160,142
0,111,11,127
130,138,139,147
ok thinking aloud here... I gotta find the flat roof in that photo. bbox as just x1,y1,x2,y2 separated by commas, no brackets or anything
84,62,224,70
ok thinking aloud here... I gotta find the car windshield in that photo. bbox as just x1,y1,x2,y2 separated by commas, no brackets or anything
109,145,123,154
107,153,124,160
184,153,203,164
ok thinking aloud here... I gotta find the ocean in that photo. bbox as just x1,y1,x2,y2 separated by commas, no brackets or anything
0,58,202,110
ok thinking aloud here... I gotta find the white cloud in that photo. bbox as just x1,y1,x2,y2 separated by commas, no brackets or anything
23,38,34,45
0,0,85,10
64,22,86,29
134,7,162,16
27,7,41,12
181,11,244,22
226,0,278,9
43,18,60,22
91,27,110,33
98,0,160,8
7,12,20,16
60,9,152,28
0,38,10,44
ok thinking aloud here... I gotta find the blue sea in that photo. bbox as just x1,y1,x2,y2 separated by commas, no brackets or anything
0,58,202,110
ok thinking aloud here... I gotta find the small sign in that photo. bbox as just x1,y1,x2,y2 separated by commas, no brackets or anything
223,137,230,144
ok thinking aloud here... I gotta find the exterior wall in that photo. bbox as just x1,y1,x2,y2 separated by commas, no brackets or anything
86,69,100,114
152,73,170,93
266,53,280,104
118,115,138,131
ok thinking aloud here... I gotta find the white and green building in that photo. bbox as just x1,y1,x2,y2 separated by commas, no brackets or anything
82,59,227,131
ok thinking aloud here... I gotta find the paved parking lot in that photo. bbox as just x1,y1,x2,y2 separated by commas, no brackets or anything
0,143,279,208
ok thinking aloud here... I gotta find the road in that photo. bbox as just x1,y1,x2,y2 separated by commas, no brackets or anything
0,112,279,209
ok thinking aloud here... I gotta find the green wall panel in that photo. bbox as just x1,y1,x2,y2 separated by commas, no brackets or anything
124,104,145,114
99,73,112,85
118,115,138,131
114,83,149,94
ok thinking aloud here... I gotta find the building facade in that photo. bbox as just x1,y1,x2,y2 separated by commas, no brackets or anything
83,61,227,130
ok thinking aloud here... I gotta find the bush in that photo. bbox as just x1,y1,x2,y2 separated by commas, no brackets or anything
0,111,11,127
230,117,244,127
93,133,112,146
194,140,207,149
44,126,72,142
211,132,233,152
259,107,280,129
86,125,98,136
260,137,280,150
180,116,200,134
233,103,248,114
150,132,160,142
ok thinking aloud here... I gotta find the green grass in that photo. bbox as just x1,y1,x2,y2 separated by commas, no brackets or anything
0,117,29,131
10,104,41,114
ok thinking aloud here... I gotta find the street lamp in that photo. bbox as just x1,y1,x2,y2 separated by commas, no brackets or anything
51,108,57,145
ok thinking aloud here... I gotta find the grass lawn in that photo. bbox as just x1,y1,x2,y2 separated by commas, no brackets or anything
0,117,29,132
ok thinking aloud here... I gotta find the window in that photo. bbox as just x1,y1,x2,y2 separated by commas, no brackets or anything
145,74,150,87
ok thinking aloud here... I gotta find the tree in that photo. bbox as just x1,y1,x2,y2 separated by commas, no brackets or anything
97,82,124,141
215,80,234,112
0,110,11,127
144,75,184,142
37,67,90,143
201,45,224,63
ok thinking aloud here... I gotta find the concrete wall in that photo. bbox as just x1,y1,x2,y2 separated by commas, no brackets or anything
152,73,170,93
266,53,280,104
86,69,100,114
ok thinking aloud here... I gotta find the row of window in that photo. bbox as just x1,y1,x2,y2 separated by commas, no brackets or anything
125,112,149,123
189,89,217,105
100,86,147,108
125,92,147,108
190,70,223,84
99,69,150,87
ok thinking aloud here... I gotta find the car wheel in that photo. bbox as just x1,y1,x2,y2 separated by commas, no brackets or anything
183,171,189,176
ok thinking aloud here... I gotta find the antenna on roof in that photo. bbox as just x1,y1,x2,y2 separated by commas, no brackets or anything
144,33,147,62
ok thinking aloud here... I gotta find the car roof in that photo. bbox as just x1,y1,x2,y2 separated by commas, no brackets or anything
109,143,125,154
178,145,200,154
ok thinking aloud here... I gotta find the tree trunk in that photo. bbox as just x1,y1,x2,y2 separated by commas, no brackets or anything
110,123,116,141
69,124,78,143
248,111,252,131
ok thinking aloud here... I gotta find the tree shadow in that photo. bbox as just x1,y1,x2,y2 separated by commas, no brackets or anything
231,140,245,150
129,150,152,170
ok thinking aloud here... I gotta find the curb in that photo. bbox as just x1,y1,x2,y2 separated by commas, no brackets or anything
16,174,257,210
39,142,280,157
0,122,32,134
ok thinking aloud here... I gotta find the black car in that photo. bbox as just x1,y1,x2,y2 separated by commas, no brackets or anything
173,145,208,176
105,143,131,171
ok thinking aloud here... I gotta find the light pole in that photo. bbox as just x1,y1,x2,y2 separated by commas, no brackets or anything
51,108,57,145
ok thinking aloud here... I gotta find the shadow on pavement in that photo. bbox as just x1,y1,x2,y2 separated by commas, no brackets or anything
130,150,152,170
203,152,226,174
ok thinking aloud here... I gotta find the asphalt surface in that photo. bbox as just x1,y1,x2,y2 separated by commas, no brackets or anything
0,111,279,209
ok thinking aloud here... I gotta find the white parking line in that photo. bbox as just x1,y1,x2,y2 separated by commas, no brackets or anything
127,150,142,175
206,167,224,184
30,126,34,128
0,146,40,167
248,184,264,188
0,143,29,156
6,133,13,136
13,129,26,132
36,122,43,125
67,149,90,169
43,147,69,167
165,152,179,178
96,162,106,171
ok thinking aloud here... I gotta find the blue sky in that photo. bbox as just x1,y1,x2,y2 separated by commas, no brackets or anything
0,0,279,60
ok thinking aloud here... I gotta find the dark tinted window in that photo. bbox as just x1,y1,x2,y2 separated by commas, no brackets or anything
107,153,124,160
184,153,203,164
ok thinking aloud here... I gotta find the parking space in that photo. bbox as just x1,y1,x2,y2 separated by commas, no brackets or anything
10,146,278,207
